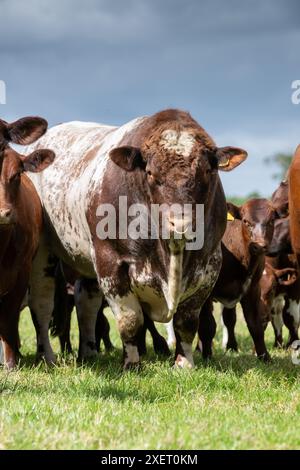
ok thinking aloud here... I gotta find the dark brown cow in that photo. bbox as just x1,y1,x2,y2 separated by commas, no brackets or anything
25,109,247,369
0,116,54,368
198,198,279,360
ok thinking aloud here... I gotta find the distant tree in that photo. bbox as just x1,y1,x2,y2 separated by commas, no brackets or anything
264,153,293,181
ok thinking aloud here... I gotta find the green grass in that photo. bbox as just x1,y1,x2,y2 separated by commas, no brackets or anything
1,305,300,450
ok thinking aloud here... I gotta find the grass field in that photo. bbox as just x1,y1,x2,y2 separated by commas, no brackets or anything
1,305,300,450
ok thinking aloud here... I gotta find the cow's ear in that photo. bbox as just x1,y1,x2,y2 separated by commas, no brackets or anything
109,146,145,171
216,146,247,172
275,267,298,286
22,149,55,173
226,202,242,220
7,116,48,145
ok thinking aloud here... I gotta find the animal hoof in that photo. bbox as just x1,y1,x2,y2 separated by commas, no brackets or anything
174,354,194,369
258,352,271,363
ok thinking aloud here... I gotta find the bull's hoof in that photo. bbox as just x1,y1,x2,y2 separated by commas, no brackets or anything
174,354,194,369
36,352,57,366
226,342,238,352
258,351,271,363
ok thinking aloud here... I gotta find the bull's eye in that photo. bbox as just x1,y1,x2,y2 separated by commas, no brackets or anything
147,170,162,186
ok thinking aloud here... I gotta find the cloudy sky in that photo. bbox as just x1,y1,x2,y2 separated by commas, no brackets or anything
0,0,299,196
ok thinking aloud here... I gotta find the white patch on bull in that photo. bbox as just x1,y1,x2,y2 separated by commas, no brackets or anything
25,117,146,269
160,129,195,157
165,319,176,347
28,236,56,364
220,305,229,349
164,247,184,321
287,299,300,331
124,344,139,368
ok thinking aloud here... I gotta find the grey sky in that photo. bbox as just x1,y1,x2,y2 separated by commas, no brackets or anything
0,0,299,196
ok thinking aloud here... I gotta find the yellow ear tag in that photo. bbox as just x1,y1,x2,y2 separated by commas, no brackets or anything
227,212,234,221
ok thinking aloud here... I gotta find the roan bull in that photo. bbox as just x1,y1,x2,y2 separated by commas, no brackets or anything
25,109,247,369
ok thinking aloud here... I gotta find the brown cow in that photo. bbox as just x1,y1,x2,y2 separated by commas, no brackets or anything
0,116,55,368
198,198,279,361
260,256,299,347
289,145,300,268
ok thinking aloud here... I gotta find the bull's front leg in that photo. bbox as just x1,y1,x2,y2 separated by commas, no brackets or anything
106,291,144,370
173,296,201,369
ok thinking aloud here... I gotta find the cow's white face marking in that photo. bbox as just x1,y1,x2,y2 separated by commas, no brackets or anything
160,129,195,157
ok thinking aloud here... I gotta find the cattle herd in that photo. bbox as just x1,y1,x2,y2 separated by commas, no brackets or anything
0,109,300,371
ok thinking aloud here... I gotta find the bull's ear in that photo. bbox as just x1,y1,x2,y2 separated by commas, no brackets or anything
22,149,55,173
7,116,48,145
109,146,145,171
226,202,242,220
216,146,247,172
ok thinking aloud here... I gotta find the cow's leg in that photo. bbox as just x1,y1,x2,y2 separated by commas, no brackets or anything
59,296,74,354
221,306,238,351
143,314,170,356
29,240,56,365
74,279,103,360
173,296,200,368
0,301,21,369
198,297,216,359
240,288,270,361
283,299,300,347
106,292,144,369
165,319,176,348
0,272,29,369
95,301,114,352
270,297,284,347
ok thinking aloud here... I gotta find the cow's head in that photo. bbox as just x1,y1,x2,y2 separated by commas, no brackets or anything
267,216,291,256
0,116,55,225
109,110,247,241
227,198,280,254
271,179,289,218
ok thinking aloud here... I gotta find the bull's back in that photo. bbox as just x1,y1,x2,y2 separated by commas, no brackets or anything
26,118,145,274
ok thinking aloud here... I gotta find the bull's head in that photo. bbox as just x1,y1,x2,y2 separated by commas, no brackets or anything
109,110,247,246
